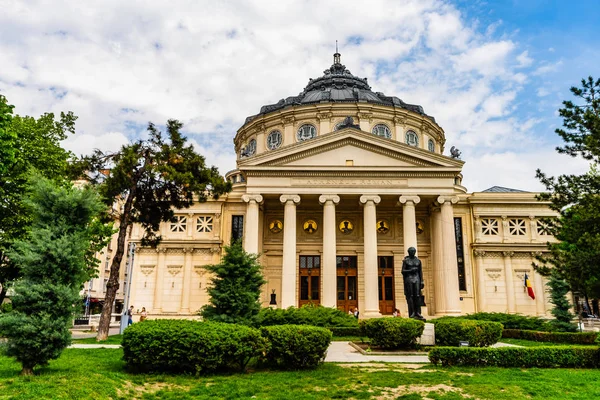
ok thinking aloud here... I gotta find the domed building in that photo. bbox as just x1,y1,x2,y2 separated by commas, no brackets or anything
95,53,557,320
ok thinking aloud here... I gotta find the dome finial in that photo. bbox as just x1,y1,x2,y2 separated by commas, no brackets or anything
334,40,341,64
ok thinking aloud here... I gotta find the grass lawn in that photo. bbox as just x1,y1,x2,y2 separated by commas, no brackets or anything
72,334,123,345
1,349,600,399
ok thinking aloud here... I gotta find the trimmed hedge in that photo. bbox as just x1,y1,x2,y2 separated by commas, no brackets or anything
461,312,552,331
502,329,598,344
434,319,502,347
122,320,267,374
254,305,358,328
261,325,332,369
359,318,424,349
429,346,600,368
328,326,362,337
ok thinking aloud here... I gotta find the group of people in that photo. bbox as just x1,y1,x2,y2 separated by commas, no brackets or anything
126,306,148,325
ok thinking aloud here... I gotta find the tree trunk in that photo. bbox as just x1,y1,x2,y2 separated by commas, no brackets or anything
96,192,135,341
20,366,34,376
0,285,7,306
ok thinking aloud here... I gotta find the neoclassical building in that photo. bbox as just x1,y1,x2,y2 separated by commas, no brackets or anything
89,52,556,319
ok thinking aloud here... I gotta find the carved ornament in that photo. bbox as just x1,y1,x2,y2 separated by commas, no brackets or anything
167,265,183,276
140,265,156,276
486,268,502,280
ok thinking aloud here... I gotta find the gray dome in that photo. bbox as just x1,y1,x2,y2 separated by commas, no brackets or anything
245,53,434,124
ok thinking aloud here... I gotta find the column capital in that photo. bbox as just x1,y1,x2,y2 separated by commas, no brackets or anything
503,251,514,258
359,195,381,205
241,194,263,204
399,195,421,205
437,195,459,205
319,194,340,205
280,194,301,205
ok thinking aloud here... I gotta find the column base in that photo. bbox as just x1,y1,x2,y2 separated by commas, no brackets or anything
362,310,382,319
435,310,462,316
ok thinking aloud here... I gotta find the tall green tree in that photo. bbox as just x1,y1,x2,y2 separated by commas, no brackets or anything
536,76,600,315
79,119,230,340
201,241,266,325
0,176,107,375
0,95,78,303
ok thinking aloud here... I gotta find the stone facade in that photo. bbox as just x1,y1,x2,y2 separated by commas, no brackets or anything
87,54,556,319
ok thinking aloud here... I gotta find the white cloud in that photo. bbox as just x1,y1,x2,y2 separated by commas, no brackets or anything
0,0,588,191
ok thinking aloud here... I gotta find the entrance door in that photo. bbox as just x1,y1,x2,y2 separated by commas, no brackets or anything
336,256,358,313
299,255,320,307
378,256,395,315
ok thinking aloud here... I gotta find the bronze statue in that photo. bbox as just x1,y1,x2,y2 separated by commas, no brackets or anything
401,247,425,321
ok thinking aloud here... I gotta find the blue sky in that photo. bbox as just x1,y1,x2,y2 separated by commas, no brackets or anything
0,0,597,191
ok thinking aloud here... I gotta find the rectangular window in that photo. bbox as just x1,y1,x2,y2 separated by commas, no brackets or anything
454,217,467,291
169,215,187,232
231,215,244,242
508,218,527,235
481,218,499,235
196,215,214,233
336,256,357,269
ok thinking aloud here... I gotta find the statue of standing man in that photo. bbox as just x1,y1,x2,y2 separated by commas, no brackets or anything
401,247,426,321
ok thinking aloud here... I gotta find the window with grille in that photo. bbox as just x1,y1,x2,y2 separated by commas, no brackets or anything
405,130,419,146
231,215,244,242
454,217,467,291
336,256,357,269
481,218,499,235
536,218,551,235
170,216,187,232
508,218,526,235
196,216,213,233
372,124,391,138
300,255,321,269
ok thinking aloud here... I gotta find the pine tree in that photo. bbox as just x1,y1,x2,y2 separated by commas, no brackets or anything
546,272,577,332
201,242,266,325
0,176,107,375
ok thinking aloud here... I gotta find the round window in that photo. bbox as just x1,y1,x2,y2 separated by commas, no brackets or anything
405,130,419,147
428,139,435,152
296,124,317,141
267,130,282,150
372,124,391,139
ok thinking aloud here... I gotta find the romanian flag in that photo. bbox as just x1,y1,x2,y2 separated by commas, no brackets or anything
524,273,535,300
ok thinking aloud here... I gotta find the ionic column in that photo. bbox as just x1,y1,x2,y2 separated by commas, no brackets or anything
533,265,546,316
180,247,193,313
474,250,487,312
360,195,381,318
399,195,421,254
242,194,263,255
280,194,301,308
431,206,445,315
153,247,167,313
503,251,516,313
438,195,461,315
319,194,340,308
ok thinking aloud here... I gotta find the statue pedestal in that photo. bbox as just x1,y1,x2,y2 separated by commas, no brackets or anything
417,323,435,346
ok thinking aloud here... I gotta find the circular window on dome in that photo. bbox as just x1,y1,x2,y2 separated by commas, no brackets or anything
405,130,419,147
296,124,317,142
372,124,391,139
267,130,282,150
246,139,257,156
428,139,435,152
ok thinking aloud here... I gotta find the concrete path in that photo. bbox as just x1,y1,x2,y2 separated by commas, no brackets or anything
491,342,523,348
70,327,120,339
324,342,430,363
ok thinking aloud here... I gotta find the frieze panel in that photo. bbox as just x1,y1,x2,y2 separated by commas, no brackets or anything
140,265,156,276
293,178,408,187
485,268,502,280
166,265,183,276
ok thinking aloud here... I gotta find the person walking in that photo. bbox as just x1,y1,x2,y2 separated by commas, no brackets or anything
139,307,147,322
127,305,134,326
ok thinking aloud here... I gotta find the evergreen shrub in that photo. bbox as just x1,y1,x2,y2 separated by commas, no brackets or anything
122,319,267,373
461,312,553,331
260,325,332,369
359,318,424,349
502,329,597,344
429,346,600,368
434,319,502,347
254,305,358,328
328,326,362,337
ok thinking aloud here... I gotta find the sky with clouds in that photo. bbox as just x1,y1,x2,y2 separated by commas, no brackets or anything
1,0,598,191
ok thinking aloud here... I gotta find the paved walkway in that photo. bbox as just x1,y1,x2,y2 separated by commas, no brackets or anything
324,342,430,363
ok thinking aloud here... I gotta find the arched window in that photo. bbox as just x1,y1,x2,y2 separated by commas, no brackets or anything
246,139,256,156
405,130,419,147
296,124,317,141
428,139,435,152
371,124,391,139
267,130,282,150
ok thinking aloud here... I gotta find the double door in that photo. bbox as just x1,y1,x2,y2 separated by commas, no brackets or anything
336,256,358,314
378,256,395,315
299,255,320,307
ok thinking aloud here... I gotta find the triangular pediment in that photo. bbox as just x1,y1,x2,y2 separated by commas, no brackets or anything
238,128,464,170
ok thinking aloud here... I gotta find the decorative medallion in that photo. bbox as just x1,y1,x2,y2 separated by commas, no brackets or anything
303,219,318,234
416,220,425,235
338,220,354,234
269,219,283,234
376,219,390,234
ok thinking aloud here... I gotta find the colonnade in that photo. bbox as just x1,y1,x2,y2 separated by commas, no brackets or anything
242,193,463,317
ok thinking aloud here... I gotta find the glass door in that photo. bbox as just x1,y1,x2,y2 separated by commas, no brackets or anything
378,256,395,315
299,255,320,307
336,256,358,313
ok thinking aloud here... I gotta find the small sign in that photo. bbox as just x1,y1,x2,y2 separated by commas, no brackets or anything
459,341,469,347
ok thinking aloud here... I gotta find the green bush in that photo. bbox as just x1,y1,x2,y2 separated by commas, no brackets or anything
359,318,424,349
255,305,358,328
328,326,362,337
454,312,553,331
261,325,332,369
434,319,502,347
122,320,267,374
502,329,597,344
429,346,600,368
